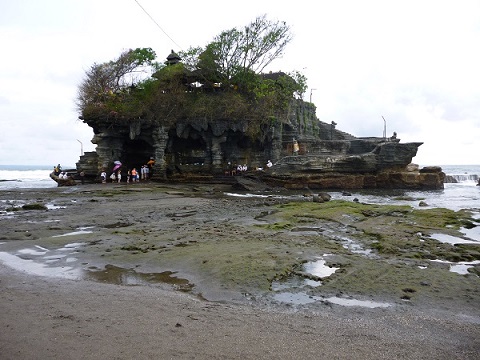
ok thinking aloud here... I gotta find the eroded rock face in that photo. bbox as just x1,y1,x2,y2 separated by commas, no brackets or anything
261,166,445,190
76,99,443,189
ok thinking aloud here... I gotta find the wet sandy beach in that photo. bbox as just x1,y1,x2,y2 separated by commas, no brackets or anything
0,183,479,359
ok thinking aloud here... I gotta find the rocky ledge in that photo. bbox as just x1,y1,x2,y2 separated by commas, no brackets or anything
261,164,445,190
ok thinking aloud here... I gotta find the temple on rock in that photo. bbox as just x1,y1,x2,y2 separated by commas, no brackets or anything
75,50,444,190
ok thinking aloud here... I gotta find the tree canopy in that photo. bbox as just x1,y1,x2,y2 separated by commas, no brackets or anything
77,15,307,125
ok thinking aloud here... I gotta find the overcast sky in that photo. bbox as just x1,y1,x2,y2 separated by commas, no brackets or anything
1,0,479,167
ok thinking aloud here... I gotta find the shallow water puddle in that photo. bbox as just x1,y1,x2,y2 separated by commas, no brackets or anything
449,260,480,275
272,292,391,308
17,245,49,255
460,226,480,241
324,296,391,308
0,252,82,279
52,227,94,238
46,204,66,210
334,235,373,256
59,242,87,249
271,257,392,308
430,259,480,274
303,258,339,278
0,242,194,291
85,264,193,290
429,233,479,245
272,257,338,291
273,292,319,305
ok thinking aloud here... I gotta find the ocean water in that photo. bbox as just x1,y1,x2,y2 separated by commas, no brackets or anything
0,165,63,190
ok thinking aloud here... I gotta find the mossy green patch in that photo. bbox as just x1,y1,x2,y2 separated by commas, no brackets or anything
22,203,47,210
267,200,479,261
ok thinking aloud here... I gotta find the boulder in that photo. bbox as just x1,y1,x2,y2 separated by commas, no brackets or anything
232,176,270,192
49,172,77,187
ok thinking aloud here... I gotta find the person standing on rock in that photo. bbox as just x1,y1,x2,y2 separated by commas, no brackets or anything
80,171,85,184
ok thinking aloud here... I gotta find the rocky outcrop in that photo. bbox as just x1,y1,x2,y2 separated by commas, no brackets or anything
77,98,443,190
49,172,76,187
260,164,444,190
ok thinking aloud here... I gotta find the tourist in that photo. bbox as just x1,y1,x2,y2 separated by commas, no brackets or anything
144,165,149,180
126,170,130,183
293,139,299,155
110,172,116,182
147,157,155,178
131,168,137,182
100,170,107,183
267,160,273,168
80,171,85,184
140,165,146,180
117,170,122,183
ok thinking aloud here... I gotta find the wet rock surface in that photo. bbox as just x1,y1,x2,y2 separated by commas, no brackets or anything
0,184,479,359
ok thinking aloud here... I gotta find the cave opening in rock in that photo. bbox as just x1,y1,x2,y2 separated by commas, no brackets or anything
165,128,209,174
122,139,155,170
222,131,267,168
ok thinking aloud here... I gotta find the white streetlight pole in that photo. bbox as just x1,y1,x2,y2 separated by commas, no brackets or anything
382,116,387,140
310,88,316,103
77,139,84,156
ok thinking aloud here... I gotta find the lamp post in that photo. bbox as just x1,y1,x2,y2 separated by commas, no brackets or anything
77,139,84,156
382,116,387,140
309,88,316,103
330,121,337,140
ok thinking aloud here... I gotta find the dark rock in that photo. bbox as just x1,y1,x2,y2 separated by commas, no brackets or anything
419,166,442,173
419,201,428,207
232,176,270,192
318,192,331,201
444,175,458,183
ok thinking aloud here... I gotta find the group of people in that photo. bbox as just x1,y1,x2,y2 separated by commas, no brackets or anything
53,164,72,180
100,158,155,184
58,172,71,180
